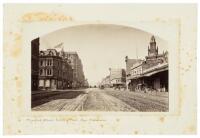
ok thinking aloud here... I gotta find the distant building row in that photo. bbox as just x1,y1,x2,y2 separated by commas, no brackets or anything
31,38,88,91
100,36,168,92
100,68,126,89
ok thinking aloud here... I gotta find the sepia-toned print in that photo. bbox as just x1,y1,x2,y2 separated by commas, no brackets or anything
4,4,197,135
31,25,169,112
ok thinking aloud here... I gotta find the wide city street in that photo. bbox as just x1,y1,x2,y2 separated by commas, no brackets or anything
32,88,168,112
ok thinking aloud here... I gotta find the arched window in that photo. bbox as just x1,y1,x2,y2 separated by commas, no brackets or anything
40,60,43,66
47,60,49,66
49,69,52,75
49,59,52,66
39,69,43,75
47,69,52,75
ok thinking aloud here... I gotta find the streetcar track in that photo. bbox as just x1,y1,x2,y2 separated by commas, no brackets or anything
32,88,169,112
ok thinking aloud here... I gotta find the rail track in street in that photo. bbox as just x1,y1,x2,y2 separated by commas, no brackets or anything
32,88,168,112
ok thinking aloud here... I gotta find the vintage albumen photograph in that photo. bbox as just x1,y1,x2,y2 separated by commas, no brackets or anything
4,4,197,135
31,25,169,112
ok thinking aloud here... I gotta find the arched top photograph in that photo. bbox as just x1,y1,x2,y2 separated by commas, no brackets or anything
3,3,197,135
31,23,169,112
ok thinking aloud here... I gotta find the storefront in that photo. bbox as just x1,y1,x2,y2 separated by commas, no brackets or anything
127,64,168,92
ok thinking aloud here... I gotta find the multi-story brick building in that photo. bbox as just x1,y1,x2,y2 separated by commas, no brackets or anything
38,49,73,90
64,52,85,88
31,37,40,91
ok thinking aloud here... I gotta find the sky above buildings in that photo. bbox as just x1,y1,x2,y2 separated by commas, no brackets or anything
40,24,168,86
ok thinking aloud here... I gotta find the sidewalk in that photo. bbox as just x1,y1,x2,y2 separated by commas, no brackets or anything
32,88,88,94
104,88,168,97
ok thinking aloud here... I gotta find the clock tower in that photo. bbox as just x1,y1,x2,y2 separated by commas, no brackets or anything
148,35,158,57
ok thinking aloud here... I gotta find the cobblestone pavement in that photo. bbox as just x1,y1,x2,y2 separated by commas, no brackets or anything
32,88,168,112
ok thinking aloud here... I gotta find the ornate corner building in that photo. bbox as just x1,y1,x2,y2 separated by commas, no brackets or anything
126,36,168,92
31,38,86,91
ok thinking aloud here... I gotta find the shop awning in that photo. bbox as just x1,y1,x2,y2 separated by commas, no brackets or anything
127,63,168,80
127,74,144,80
143,67,168,77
